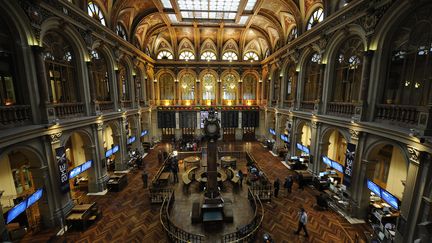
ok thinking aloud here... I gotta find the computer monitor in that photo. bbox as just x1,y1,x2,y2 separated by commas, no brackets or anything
319,172,325,177
299,158,305,162
329,177,334,183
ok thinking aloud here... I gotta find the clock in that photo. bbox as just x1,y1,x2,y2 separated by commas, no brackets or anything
204,108,220,140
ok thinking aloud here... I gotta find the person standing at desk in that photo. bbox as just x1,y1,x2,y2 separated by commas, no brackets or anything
274,178,280,198
285,176,293,194
171,156,179,183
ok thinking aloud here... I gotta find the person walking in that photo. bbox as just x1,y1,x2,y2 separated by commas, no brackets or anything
298,173,304,190
238,170,244,187
273,178,280,198
284,175,293,194
171,156,179,183
295,207,309,237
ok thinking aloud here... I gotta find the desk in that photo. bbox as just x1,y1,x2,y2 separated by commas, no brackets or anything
66,202,100,230
107,174,127,192
202,211,223,223
220,156,236,168
184,156,200,170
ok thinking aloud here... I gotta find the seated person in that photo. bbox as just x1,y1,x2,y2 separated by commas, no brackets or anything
316,193,329,209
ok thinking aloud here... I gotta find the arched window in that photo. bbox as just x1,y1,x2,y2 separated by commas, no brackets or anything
332,37,364,103
288,27,298,42
306,8,324,30
179,51,195,61
202,73,216,100
0,23,16,106
157,50,173,60
222,51,238,62
43,31,79,103
90,50,110,101
384,14,432,106
180,73,195,100
117,62,129,101
116,24,127,41
87,2,106,26
159,73,175,100
285,65,296,100
222,73,237,100
243,52,259,62
303,53,321,102
243,74,257,100
201,51,216,61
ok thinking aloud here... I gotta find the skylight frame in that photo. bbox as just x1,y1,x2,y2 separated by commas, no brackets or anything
173,0,251,22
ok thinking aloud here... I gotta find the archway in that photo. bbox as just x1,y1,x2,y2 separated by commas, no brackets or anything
63,131,95,199
0,147,46,229
296,122,312,155
103,121,120,171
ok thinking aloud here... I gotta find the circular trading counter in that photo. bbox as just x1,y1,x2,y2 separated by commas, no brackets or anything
220,156,237,168
196,168,228,183
184,156,200,170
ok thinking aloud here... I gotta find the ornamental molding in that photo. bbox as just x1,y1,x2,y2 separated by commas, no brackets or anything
407,145,420,164
349,129,360,140
49,132,62,144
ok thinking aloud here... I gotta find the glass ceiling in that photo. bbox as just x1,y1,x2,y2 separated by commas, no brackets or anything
163,0,257,22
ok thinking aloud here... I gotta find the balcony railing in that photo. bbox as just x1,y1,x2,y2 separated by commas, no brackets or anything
300,101,315,110
283,100,294,109
121,100,132,109
375,104,422,125
97,101,114,112
0,105,32,127
327,102,356,117
51,102,85,119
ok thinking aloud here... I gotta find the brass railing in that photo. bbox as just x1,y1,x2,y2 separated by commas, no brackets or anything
375,104,422,124
222,189,264,242
51,102,84,119
0,105,32,127
327,102,356,117
160,192,206,242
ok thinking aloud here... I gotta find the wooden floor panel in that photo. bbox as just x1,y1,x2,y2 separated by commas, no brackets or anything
18,142,370,243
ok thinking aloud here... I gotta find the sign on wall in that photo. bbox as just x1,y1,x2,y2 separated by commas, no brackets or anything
343,143,356,187
55,147,70,193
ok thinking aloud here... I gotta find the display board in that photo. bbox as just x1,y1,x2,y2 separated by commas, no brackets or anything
69,160,93,179
6,188,44,224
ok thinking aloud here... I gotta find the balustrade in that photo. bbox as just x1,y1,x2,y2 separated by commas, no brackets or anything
283,100,294,109
375,104,421,124
121,100,132,109
51,102,84,119
327,102,356,117
0,105,32,127
97,101,114,112
300,101,315,110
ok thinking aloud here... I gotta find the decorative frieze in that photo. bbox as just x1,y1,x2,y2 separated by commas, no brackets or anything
49,132,62,144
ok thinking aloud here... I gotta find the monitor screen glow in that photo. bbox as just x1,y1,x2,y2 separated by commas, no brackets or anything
269,128,276,135
26,189,43,209
112,145,119,154
127,136,136,144
381,189,399,210
81,160,92,172
302,146,310,154
367,180,381,197
322,156,332,167
6,200,27,224
105,149,113,158
140,130,148,137
296,143,303,151
331,161,344,173
69,166,82,179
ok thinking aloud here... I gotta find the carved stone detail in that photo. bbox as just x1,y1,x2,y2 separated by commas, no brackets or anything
49,132,62,144
350,129,360,140
407,146,420,164
311,120,319,129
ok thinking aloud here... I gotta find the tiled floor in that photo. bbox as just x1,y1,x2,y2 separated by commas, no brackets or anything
18,141,371,242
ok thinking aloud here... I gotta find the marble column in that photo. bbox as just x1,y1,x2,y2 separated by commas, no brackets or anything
348,130,365,206
238,80,243,105
310,121,321,174
114,119,128,171
0,191,9,241
93,123,109,191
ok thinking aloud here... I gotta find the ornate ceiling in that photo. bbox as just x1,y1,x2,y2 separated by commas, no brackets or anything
90,0,328,60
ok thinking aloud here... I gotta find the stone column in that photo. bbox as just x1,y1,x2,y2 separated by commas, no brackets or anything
93,123,109,191
315,64,326,113
86,61,98,115
348,130,365,206
114,119,128,171
356,50,374,121
352,159,376,218
217,81,222,105
32,46,53,123
30,166,56,227
395,148,431,242
316,141,330,174
44,134,74,227
0,191,9,241
310,121,321,174
238,80,243,105
83,144,99,193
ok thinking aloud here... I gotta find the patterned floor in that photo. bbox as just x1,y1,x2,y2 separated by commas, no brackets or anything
18,142,371,242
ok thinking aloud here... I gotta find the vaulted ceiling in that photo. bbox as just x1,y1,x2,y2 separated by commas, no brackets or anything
90,0,327,60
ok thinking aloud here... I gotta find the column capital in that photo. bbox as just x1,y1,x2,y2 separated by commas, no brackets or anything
349,129,360,141
407,146,421,165
49,132,63,144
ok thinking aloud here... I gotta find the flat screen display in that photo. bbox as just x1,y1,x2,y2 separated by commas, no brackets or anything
127,136,136,144
69,166,82,179
105,149,113,158
290,156,298,160
26,189,43,209
280,134,289,143
322,156,332,167
367,180,381,197
112,145,119,154
302,145,310,154
296,143,303,151
6,200,27,224
269,128,276,135
331,161,344,173
81,160,92,172
140,130,148,137
381,189,399,210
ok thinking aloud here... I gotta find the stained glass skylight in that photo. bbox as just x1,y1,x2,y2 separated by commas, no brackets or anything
175,0,246,21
